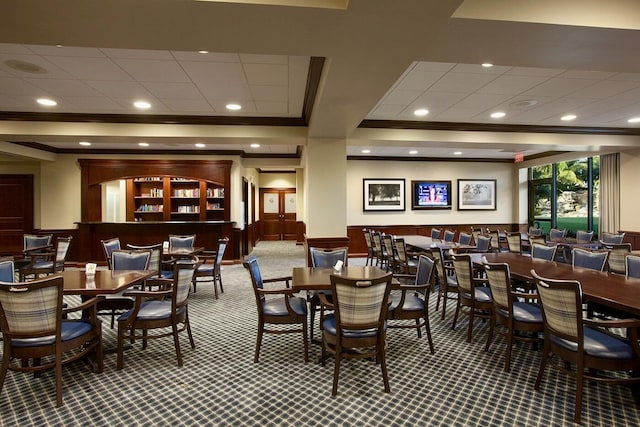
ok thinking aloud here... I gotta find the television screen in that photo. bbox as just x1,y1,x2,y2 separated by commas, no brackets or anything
411,180,452,209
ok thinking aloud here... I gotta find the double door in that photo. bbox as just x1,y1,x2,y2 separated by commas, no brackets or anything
260,188,296,241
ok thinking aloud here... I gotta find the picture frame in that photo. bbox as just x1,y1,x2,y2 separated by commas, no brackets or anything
363,178,405,212
457,179,497,211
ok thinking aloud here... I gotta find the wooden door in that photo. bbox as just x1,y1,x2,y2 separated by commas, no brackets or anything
260,188,296,241
0,175,34,255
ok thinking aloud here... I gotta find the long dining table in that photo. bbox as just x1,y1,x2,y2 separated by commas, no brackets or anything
468,252,640,317
398,235,475,252
60,269,156,295
291,266,396,292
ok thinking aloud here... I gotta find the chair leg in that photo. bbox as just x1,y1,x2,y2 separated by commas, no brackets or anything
332,349,341,396
466,308,475,342
185,311,196,349
218,273,224,294
451,300,460,330
116,324,125,370
254,324,263,363
534,340,550,390
424,313,434,355
574,360,584,424
484,316,494,353
380,345,390,393
55,355,63,407
504,327,514,373
302,320,309,363
309,303,317,341
172,323,183,367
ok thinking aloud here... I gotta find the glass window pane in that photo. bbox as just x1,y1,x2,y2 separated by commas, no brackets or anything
556,159,588,236
532,164,552,179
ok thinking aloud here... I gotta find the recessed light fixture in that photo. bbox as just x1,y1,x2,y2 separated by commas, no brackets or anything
453,151,462,155
36,98,57,107
490,111,506,119
56,45,63,48
250,143,260,148
226,103,241,111
482,63,494,68
198,50,209,54
134,100,151,109
79,141,91,146
628,117,640,123
361,149,371,154
409,150,418,155
138,142,149,147
413,108,429,117
195,143,206,148
561,114,577,121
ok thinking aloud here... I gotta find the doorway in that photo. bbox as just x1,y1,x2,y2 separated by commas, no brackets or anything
259,188,296,241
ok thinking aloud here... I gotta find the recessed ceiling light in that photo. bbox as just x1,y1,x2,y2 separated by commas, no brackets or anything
561,114,577,121
36,98,57,107
510,99,538,108
195,143,206,148
628,117,640,123
413,108,429,117
198,50,209,54
56,45,63,48
490,111,506,119
250,143,260,148
409,150,418,155
482,63,494,68
361,149,371,154
138,142,149,147
134,100,151,109
79,141,91,146
453,151,462,155
226,103,241,111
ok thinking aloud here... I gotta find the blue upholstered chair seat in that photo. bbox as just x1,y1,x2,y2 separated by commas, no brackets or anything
460,286,492,302
497,302,542,323
160,270,174,279
322,315,386,338
388,293,424,312
262,296,307,316
196,264,213,273
445,275,458,287
119,300,185,322
12,320,93,348
550,327,635,359
29,260,62,270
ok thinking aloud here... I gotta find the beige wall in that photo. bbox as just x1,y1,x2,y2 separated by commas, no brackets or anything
620,148,640,231
346,160,514,226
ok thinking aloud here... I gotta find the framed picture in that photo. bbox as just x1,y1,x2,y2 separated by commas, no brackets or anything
457,179,497,211
363,179,405,212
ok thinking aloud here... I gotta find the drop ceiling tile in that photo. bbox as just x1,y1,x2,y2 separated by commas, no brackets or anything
28,45,105,57
428,72,498,93
559,70,617,80
450,63,510,74
476,75,548,95
514,97,592,121
255,100,289,114
0,44,33,54
0,93,30,109
0,53,74,79
522,78,599,97
367,104,405,118
243,63,288,86
505,67,565,77
112,96,169,113
142,82,204,99
0,77,43,96
62,96,123,110
160,98,214,113
447,93,513,116
395,70,447,91
172,51,240,62
250,85,288,101
240,54,288,64
209,100,256,113
181,61,246,84
100,48,174,60
85,80,153,98
26,78,103,97
413,62,457,72
200,82,252,100
568,79,640,98
379,89,421,105
44,56,133,80
608,72,640,82
572,96,639,117
113,58,191,82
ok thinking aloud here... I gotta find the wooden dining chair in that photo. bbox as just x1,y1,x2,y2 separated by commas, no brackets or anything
193,237,229,298
19,236,72,281
451,254,493,342
0,257,15,282
0,275,103,406
430,246,458,320
100,237,121,270
531,270,640,424
321,272,393,395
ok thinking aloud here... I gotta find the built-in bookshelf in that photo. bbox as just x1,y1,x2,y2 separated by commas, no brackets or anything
127,176,228,222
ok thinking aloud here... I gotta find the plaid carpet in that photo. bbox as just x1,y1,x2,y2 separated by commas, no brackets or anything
1,241,638,426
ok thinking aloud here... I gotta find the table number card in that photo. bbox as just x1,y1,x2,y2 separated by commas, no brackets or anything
85,262,97,275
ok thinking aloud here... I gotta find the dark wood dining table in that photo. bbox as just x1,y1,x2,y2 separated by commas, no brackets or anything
398,235,475,252
292,266,395,291
60,269,156,295
468,252,640,317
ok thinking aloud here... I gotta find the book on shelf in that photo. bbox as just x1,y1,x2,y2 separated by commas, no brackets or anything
174,188,200,197
176,205,200,213
137,204,163,212
206,187,224,198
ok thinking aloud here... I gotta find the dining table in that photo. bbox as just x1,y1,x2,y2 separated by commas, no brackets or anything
291,265,396,292
60,269,156,295
398,235,476,252
467,252,640,317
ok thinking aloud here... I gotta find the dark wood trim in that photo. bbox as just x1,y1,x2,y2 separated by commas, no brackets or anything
359,119,640,136
620,230,640,250
302,57,325,124
303,235,350,267
296,221,306,245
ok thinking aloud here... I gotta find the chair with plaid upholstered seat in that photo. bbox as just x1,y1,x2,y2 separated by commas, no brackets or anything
0,257,14,282
321,272,393,395
451,254,493,343
0,275,103,406
531,270,640,424
19,236,72,281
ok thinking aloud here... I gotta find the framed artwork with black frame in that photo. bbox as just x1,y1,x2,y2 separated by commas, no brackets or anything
457,179,497,211
363,178,405,212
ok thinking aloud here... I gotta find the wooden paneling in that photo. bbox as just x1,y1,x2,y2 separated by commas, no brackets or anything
0,175,34,256
620,230,639,250
303,236,350,267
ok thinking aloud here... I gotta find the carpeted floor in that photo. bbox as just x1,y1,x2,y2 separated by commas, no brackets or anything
1,241,638,426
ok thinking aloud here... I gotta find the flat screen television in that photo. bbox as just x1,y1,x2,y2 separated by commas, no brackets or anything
411,180,452,210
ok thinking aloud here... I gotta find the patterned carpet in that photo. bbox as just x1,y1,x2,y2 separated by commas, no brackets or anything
1,241,639,426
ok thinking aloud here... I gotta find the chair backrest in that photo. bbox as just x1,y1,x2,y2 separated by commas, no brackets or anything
575,230,594,244
531,243,557,261
126,243,163,275
451,254,473,294
382,234,394,258
215,237,229,269
372,232,383,256
430,228,441,240
173,262,197,308
487,229,500,252
505,233,521,254
531,270,582,344
528,234,546,246
310,247,348,268
625,254,640,279
169,234,195,250
549,228,567,242
572,248,608,271
330,272,392,330
54,236,73,264
23,234,53,251
101,237,121,269
602,232,625,244
413,255,435,292
458,232,472,246
443,230,455,242
363,229,373,252
0,275,63,338
528,226,543,236
429,247,447,285
475,235,491,252
601,242,631,274
244,256,267,308
111,249,151,271
484,263,512,312
0,257,15,283
470,227,483,245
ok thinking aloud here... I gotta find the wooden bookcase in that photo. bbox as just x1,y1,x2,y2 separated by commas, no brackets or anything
127,177,227,222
